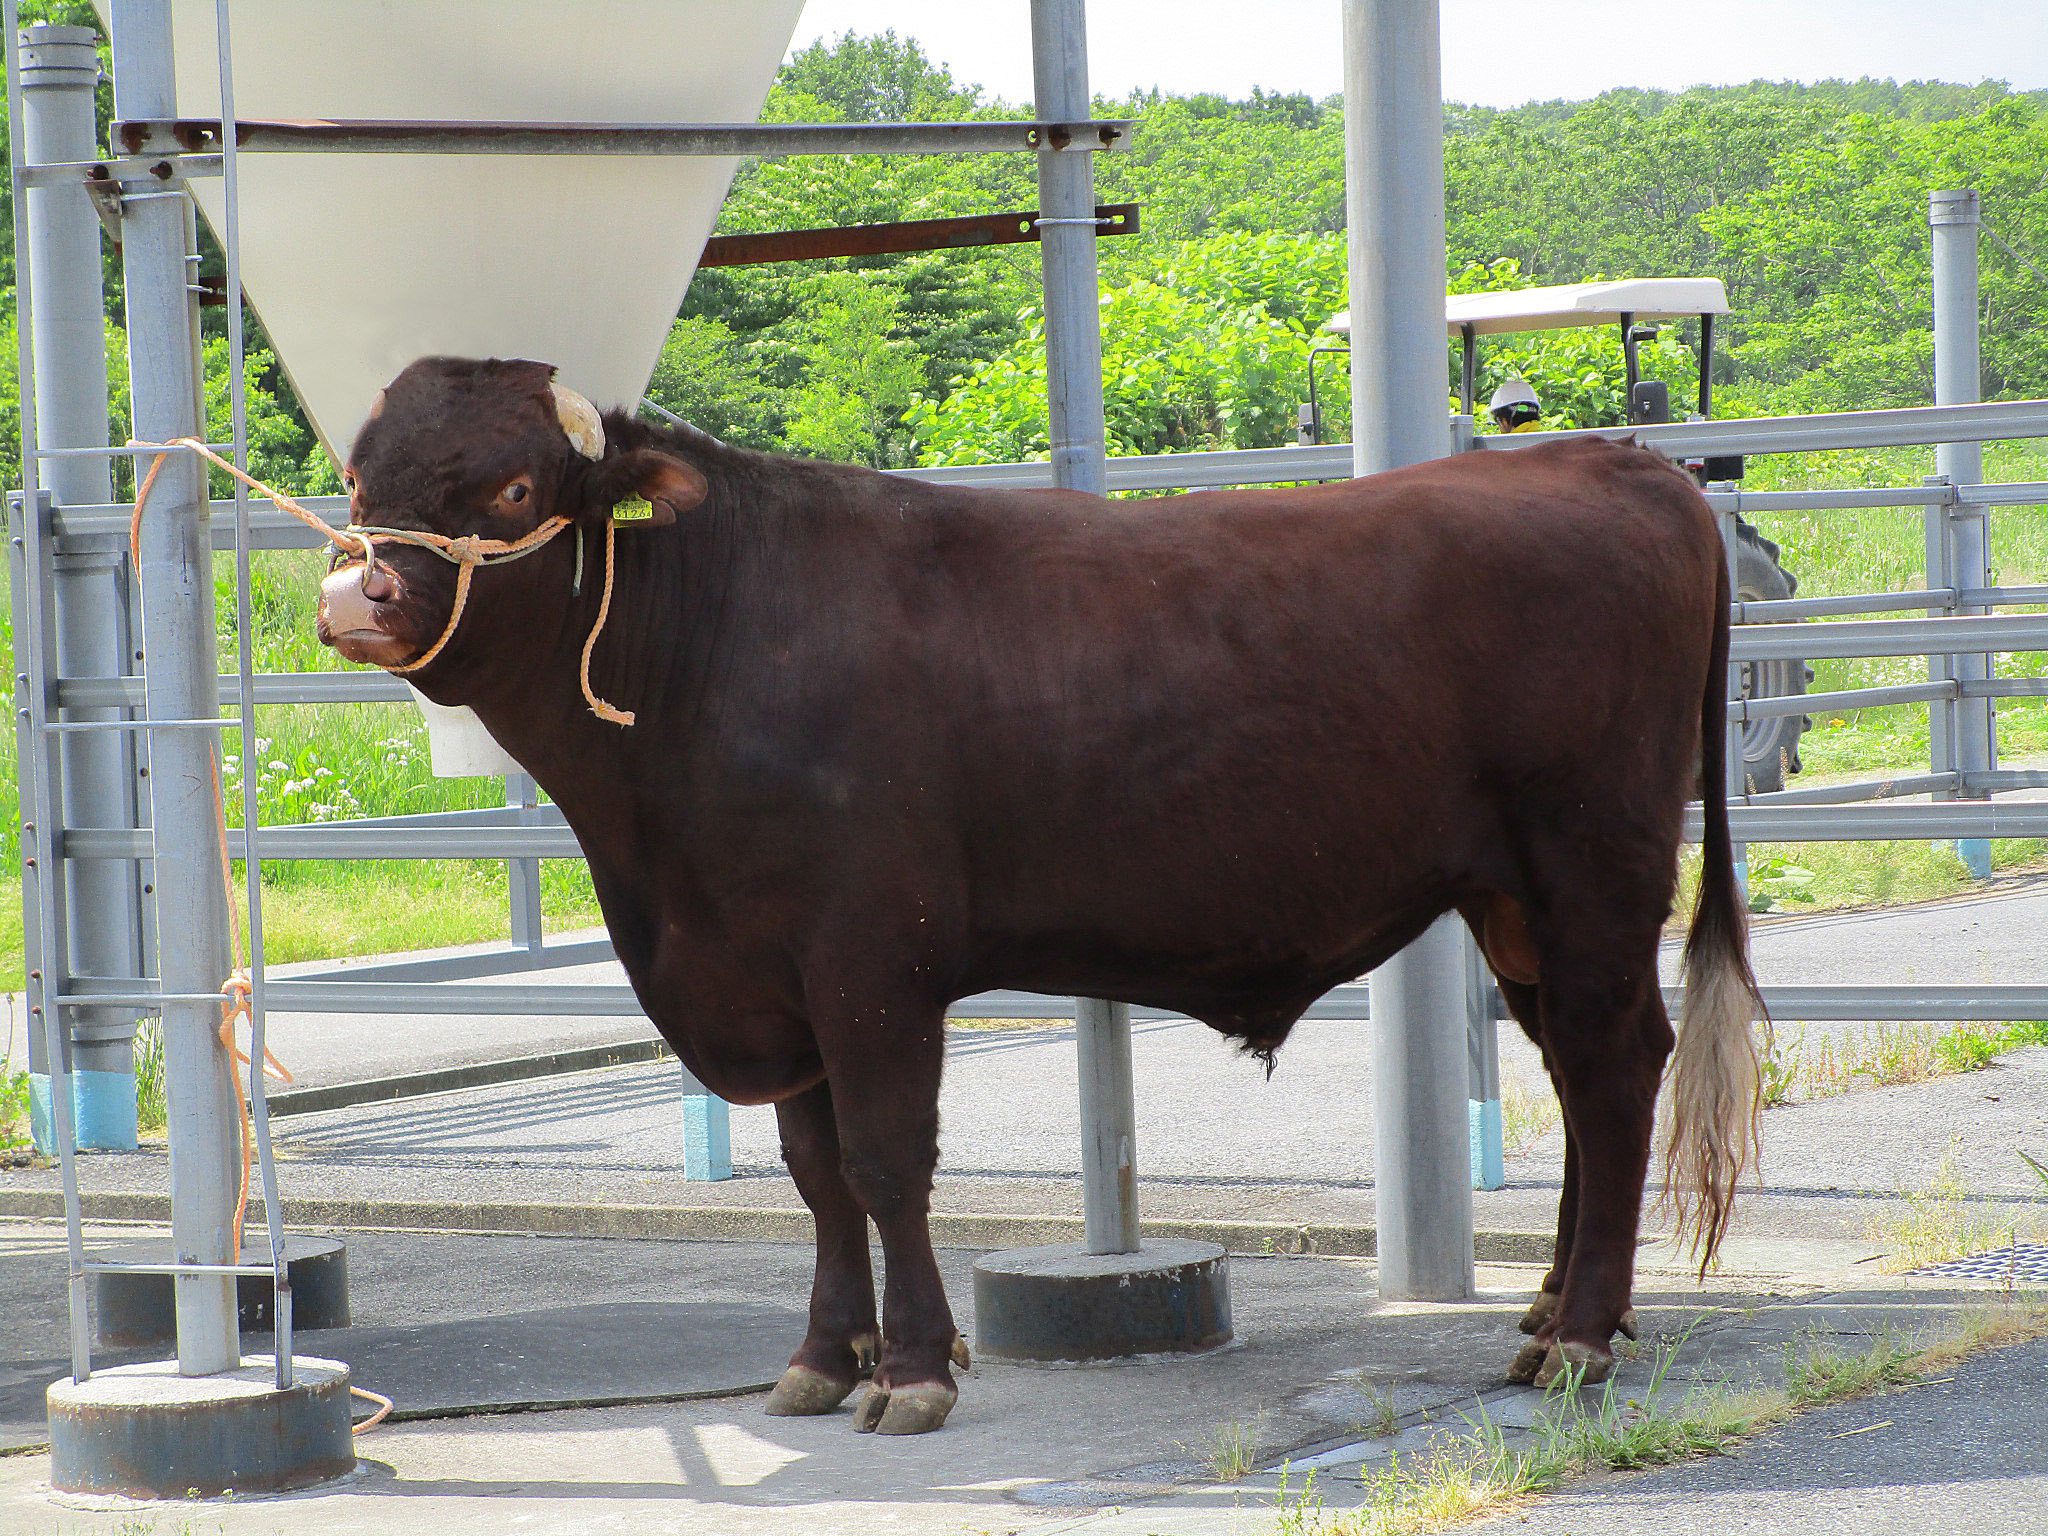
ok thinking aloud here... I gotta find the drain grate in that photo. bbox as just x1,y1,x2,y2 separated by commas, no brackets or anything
1909,1243,2048,1283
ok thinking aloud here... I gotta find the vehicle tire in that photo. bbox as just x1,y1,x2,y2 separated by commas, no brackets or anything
1732,521,1811,795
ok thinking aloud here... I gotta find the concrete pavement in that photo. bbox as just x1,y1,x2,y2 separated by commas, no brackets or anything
3,1218,2039,1536
5,884,2048,1532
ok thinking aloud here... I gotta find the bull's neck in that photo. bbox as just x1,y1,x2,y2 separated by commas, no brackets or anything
453,476,756,855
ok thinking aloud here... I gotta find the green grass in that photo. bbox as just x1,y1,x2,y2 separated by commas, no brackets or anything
0,549,602,990
0,1067,30,1149
134,1020,165,1134
1760,1019,2048,1106
1267,1301,2048,1535
1866,1150,2045,1272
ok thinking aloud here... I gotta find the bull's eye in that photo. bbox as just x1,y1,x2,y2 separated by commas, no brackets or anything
503,482,529,505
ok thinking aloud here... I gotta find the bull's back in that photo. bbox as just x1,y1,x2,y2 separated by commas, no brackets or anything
885,439,1720,986
934,439,1716,811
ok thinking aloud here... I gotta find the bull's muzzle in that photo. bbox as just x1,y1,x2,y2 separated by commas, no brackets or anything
316,561,412,666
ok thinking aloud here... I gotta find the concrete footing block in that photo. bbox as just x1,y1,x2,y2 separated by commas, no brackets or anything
1469,1097,1505,1191
47,1355,356,1499
94,1237,350,1347
681,1092,732,1181
972,1238,1231,1362
29,1070,138,1154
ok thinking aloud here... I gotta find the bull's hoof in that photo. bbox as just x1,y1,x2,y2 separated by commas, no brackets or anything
1518,1291,1560,1335
853,1381,958,1435
1534,1340,1613,1390
1618,1308,1639,1342
763,1365,856,1417
1505,1339,1551,1384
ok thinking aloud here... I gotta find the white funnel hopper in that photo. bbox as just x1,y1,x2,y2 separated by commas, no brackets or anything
126,0,804,458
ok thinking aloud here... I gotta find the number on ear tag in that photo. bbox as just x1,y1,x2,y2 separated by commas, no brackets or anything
613,496,657,523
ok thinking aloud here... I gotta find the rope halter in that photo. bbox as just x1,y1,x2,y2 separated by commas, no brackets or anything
132,381,640,726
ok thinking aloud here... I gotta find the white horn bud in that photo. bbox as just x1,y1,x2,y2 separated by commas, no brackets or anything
550,382,606,461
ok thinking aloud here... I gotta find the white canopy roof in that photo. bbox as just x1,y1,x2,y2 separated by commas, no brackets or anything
123,0,805,459
1327,278,1730,339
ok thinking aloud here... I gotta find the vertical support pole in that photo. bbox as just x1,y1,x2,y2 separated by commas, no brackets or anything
1931,188,1993,879
110,0,241,1376
679,1072,732,1183
504,772,544,953
1343,0,1474,1302
22,23,147,1152
5,3,94,1378
1465,941,1503,1192
1720,504,1750,903
1697,313,1715,419
1031,0,1139,1257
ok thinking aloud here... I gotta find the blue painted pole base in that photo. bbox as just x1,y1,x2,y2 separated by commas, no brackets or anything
30,1070,141,1154
1958,838,1993,879
682,1092,732,1181
1468,1098,1504,1191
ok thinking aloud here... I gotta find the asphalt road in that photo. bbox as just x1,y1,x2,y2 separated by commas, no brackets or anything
1465,1333,2048,1536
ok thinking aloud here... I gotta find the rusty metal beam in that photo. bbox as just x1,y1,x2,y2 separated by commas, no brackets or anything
193,205,1141,303
698,204,1138,267
111,117,1133,160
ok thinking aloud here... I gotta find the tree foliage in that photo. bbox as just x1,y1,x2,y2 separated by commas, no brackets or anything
3,22,2046,485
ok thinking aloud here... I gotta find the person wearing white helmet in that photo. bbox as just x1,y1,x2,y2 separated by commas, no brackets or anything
1488,377,1543,433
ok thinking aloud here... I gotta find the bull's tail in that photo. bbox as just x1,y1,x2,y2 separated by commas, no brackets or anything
1663,550,1770,1276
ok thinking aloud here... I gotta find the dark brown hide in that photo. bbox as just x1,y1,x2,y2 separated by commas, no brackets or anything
324,356,1755,1425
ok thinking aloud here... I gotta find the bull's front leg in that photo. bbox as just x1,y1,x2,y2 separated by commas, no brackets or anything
764,1081,880,1417
814,993,966,1435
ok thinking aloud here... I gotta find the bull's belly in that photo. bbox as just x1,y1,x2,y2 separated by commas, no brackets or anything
964,896,1445,1043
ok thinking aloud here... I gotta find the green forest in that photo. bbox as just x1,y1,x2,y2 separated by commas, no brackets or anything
2,24,2046,486
6,22,2048,984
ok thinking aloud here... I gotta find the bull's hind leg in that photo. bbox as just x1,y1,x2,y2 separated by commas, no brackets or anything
1507,927,1673,1389
764,1082,880,1416
1484,970,1569,1338
1458,908,1572,1345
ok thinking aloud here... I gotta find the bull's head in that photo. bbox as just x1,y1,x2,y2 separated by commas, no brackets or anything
316,357,706,689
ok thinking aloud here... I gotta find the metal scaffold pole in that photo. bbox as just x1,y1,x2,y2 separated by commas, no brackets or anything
972,1,1228,1365
108,0,241,1376
21,23,149,1154
1030,0,1138,1257
1342,0,1476,1302
1930,188,1994,879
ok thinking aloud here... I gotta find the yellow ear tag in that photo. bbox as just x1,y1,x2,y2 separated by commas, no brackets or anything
612,496,656,523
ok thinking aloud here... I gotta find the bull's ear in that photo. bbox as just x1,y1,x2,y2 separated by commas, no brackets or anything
591,449,706,528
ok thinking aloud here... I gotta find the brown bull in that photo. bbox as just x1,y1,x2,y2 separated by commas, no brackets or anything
317,356,1764,1434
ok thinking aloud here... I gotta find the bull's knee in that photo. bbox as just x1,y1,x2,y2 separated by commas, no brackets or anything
839,1150,933,1219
